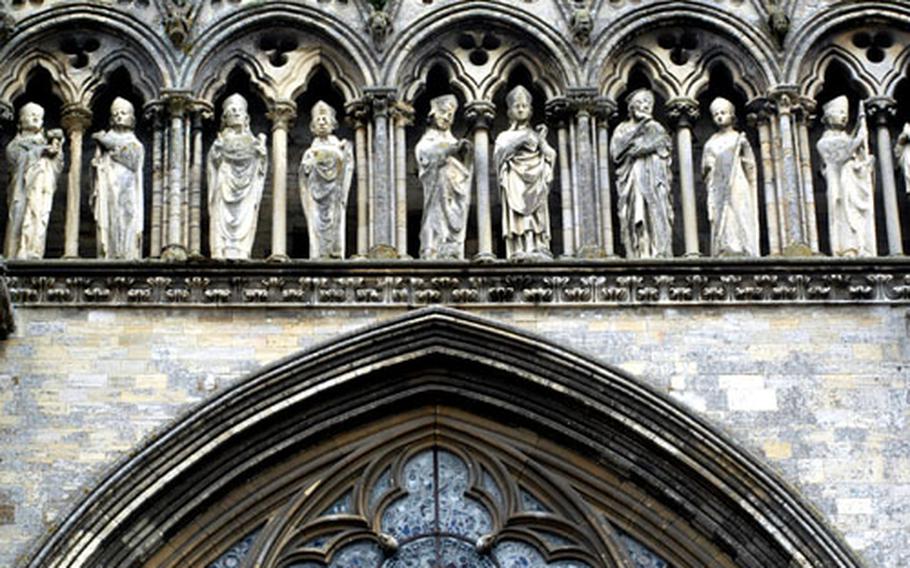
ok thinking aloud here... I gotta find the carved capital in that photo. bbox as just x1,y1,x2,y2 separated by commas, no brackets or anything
865,96,897,127
592,97,617,122
465,101,496,130
567,88,599,118
545,97,572,126
0,101,14,127
769,86,800,116
266,100,298,131
390,101,415,127
746,97,775,124
143,100,166,128
60,104,93,133
345,99,371,127
190,100,214,129
161,91,194,119
364,87,396,118
795,96,817,122
666,97,700,127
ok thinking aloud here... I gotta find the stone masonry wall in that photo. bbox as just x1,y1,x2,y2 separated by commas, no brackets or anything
0,305,907,567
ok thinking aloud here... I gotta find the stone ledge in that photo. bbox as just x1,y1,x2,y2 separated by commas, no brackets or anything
5,258,910,307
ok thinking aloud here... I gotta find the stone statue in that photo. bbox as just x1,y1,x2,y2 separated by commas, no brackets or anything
416,95,474,260
610,89,674,258
494,85,555,260
298,101,353,259
701,97,760,257
91,97,144,260
4,102,64,259
894,123,910,196
207,93,268,260
816,96,876,257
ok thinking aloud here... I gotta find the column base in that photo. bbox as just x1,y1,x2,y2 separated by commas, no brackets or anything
267,254,291,263
161,245,188,262
575,246,609,259
368,245,399,259
683,251,703,259
781,243,813,257
472,252,497,264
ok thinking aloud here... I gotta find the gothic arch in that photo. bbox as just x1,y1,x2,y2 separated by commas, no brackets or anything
784,2,910,87
25,308,863,568
184,3,375,101
588,2,779,92
799,47,877,100
0,4,172,105
385,4,577,100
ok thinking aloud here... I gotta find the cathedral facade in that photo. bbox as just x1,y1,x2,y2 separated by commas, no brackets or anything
0,0,908,567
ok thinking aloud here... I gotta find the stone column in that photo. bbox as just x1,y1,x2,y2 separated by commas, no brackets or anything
794,97,819,252
546,98,575,257
770,88,812,256
143,103,166,258
162,91,191,261
188,102,212,258
346,100,370,258
266,100,297,261
747,99,781,255
593,98,617,256
364,88,397,258
667,97,700,257
569,90,604,258
867,96,903,255
391,102,414,258
465,101,496,261
61,104,92,258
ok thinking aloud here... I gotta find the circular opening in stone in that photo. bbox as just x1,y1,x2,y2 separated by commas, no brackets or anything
470,49,489,66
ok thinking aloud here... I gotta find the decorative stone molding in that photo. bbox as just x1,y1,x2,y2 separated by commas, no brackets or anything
0,261,14,339
6,260,909,308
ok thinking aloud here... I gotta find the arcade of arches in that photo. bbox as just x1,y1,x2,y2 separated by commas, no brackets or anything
0,1,908,568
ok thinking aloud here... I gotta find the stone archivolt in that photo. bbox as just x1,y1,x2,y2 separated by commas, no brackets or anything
1,0,910,263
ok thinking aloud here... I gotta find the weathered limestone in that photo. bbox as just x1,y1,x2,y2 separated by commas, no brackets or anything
610,89,673,259
817,96,876,257
91,98,144,260
702,97,760,257
866,96,903,256
207,93,268,260
4,103,64,260
299,101,354,260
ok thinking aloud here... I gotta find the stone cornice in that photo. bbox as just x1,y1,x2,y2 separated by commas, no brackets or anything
6,259,910,308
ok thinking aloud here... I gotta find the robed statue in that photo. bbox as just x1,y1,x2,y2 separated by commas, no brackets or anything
299,101,353,259
816,96,876,257
701,97,760,257
416,94,474,260
494,85,555,260
895,123,910,197
91,97,144,260
5,102,64,259
207,93,268,260
610,89,674,258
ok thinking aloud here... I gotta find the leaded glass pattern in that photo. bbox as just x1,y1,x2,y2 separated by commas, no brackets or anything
494,540,590,567
321,490,353,516
208,528,261,568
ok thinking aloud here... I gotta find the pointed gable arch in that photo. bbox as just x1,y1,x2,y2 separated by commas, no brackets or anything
26,308,862,568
